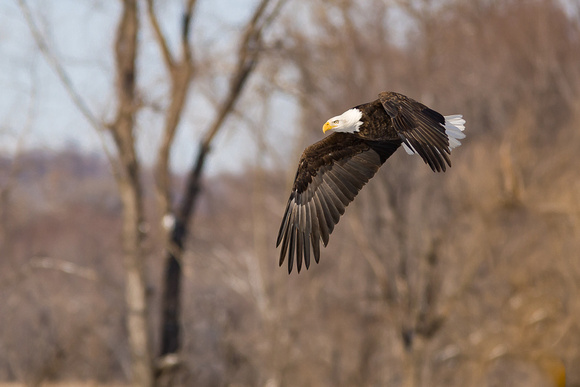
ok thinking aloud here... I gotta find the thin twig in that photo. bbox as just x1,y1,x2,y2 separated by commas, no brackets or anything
146,0,175,69
150,0,197,218
201,0,287,147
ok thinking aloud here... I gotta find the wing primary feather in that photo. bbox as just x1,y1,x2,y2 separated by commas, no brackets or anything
436,146,451,168
331,165,360,196
316,184,335,224
320,181,343,220
423,128,451,157
340,161,373,182
299,203,307,233
417,126,448,152
326,169,356,201
414,132,446,172
337,161,370,186
287,224,296,274
278,204,294,266
304,199,312,235
323,175,350,206
279,231,289,267
308,200,320,248
414,137,442,171
311,232,320,263
351,154,380,173
313,192,330,246
276,198,292,247
303,229,311,270
314,191,332,244
304,202,313,269
296,228,303,273
351,152,376,167
406,136,437,171
422,107,445,123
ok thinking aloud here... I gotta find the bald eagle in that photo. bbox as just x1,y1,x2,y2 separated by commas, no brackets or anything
276,91,466,273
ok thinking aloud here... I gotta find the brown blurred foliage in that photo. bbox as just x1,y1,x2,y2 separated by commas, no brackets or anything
1,0,580,386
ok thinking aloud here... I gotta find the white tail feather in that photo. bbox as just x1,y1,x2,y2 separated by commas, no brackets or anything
443,114,466,150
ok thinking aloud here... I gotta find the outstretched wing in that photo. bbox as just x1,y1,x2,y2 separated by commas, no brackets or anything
277,133,399,273
379,91,464,172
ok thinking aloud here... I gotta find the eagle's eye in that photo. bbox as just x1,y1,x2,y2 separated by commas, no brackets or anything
333,120,339,124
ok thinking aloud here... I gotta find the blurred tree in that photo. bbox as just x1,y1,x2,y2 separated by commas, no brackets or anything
17,0,287,385
150,0,287,385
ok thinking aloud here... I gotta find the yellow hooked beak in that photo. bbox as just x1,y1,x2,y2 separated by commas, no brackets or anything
323,121,336,133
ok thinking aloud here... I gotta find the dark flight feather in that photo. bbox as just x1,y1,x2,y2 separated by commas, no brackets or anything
277,133,399,273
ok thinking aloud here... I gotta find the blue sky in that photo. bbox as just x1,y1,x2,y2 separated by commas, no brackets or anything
4,0,575,176
0,0,297,175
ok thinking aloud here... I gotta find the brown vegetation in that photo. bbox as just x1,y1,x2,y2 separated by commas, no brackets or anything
1,0,579,386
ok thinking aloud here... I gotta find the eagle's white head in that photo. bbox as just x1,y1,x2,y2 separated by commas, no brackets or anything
323,108,363,134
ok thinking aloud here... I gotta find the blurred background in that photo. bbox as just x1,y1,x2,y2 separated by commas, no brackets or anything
1,0,579,386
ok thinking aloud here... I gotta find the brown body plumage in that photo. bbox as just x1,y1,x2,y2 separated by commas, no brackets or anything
277,91,466,273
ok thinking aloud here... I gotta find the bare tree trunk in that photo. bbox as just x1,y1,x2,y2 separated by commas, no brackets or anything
145,2,197,376
156,2,286,382
118,178,152,387
157,141,207,382
111,1,153,386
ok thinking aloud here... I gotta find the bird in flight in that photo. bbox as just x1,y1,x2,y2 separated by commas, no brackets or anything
276,91,466,273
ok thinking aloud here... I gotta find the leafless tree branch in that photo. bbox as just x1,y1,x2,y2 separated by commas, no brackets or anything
201,0,286,147
145,0,176,69
149,0,197,220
